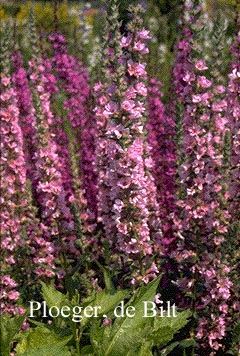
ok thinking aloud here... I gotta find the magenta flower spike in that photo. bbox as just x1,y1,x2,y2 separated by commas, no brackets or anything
26,12,82,280
94,1,162,285
12,51,37,183
49,32,98,223
0,29,29,315
227,31,240,220
147,78,177,255
172,1,234,353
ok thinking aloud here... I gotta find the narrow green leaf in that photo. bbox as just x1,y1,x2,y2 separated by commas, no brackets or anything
161,341,180,355
94,261,114,292
161,338,196,356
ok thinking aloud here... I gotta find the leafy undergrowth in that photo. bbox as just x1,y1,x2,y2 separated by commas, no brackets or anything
1,277,191,356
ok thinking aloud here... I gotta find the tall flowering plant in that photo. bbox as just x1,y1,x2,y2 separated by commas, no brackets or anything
172,1,234,354
10,31,63,285
0,28,32,316
94,0,162,285
147,78,177,255
227,30,240,221
26,12,81,281
146,78,178,296
12,50,37,183
49,32,98,223
224,23,240,355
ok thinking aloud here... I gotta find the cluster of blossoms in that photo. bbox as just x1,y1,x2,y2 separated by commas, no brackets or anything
147,78,177,254
0,74,27,314
227,32,240,220
49,32,97,222
94,1,162,284
146,78,178,291
26,14,81,280
11,45,60,282
12,51,37,182
0,20,82,316
172,30,193,100
29,56,82,278
0,31,31,314
172,1,235,354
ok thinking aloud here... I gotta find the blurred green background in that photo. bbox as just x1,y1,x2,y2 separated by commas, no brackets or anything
0,0,238,96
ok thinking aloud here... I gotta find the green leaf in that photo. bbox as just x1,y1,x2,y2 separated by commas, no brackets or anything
16,345,71,356
178,338,196,348
90,320,106,355
94,289,129,316
89,277,191,356
41,282,68,310
81,345,95,355
27,320,47,327
15,326,72,356
81,289,129,328
151,325,174,349
91,277,160,356
161,341,180,355
152,310,191,348
162,338,196,355
0,313,25,356
137,341,154,356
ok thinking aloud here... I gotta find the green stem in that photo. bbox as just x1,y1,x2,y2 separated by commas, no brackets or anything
76,328,82,355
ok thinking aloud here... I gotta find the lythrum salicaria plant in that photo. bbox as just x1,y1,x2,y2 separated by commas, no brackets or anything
94,0,162,286
172,1,234,354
